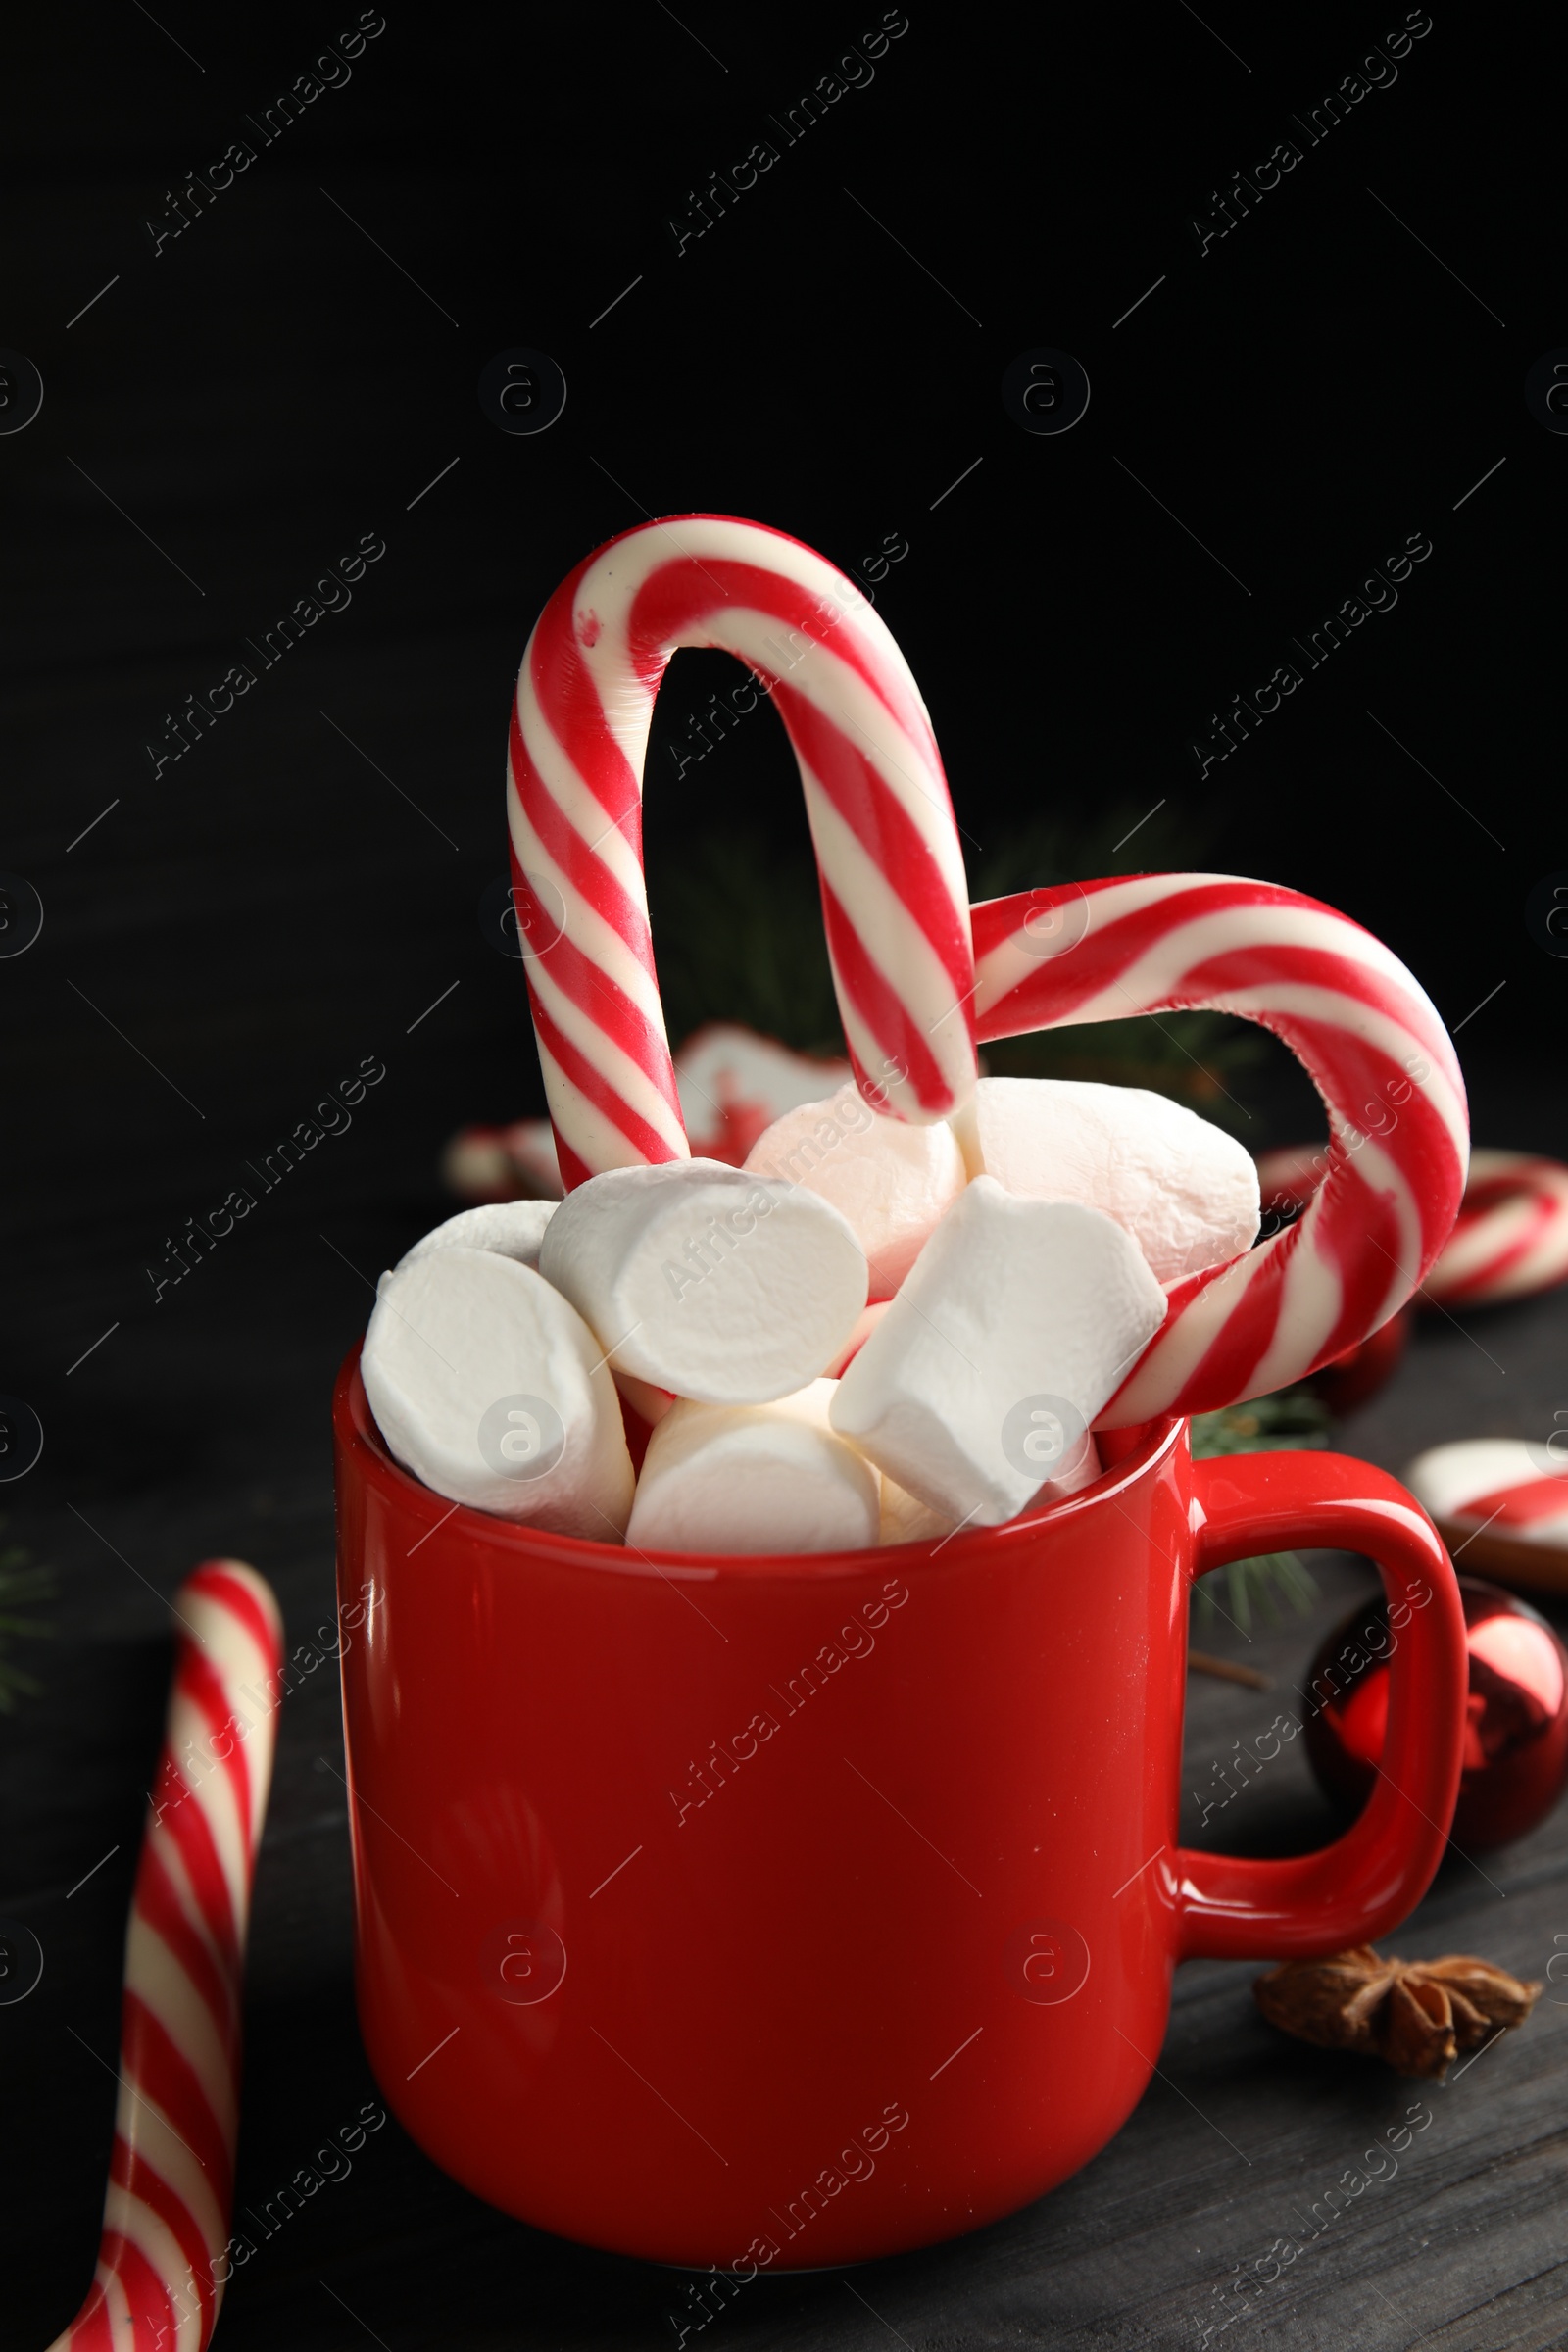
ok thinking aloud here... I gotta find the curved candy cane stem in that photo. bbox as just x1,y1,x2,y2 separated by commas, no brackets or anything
972,872,1468,1422
1259,1146,1568,1311
507,515,977,1188
49,1561,283,2352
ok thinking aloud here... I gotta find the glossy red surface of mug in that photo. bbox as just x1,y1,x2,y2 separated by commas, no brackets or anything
331,1349,1468,2269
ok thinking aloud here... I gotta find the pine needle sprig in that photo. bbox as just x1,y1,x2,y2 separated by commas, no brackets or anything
1189,1393,1332,1457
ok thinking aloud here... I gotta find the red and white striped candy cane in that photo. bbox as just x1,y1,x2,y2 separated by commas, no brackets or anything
1424,1149,1568,1305
1257,1146,1568,1310
971,873,1468,1422
50,1561,283,2352
507,515,977,1188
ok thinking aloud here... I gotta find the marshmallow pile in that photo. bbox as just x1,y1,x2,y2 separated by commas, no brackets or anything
362,1078,1260,1554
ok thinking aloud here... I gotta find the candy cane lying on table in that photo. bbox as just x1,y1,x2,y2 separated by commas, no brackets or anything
506,515,978,1188
50,1561,283,2352
970,873,1469,1423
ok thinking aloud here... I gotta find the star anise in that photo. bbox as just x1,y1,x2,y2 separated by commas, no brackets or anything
1254,1944,1542,2081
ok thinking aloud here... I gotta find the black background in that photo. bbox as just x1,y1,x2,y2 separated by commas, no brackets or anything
6,4,1568,2347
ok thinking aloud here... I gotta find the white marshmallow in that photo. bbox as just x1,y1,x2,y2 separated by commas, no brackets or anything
537,1158,867,1405
972,1077,1259,1286
362,1247,634,1538
745,1085,967,1298
400,1206,670,1429
398,1199,557,1273
879,1432,1104,1547
1405,1441,1568,1539
626,1380,880,1555
831,1179,1167,1526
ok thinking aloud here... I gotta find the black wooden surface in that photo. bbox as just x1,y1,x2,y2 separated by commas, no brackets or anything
5,8,1567,2346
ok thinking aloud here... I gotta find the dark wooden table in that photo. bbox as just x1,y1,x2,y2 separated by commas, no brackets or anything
6,10,1565,2346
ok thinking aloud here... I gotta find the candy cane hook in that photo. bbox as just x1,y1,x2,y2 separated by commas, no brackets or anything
506,515,978,1189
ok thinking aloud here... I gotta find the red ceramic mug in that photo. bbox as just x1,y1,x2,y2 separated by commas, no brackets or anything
332,1350,1467,2270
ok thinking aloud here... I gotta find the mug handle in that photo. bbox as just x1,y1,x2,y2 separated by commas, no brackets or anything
1174,1447,1469,1961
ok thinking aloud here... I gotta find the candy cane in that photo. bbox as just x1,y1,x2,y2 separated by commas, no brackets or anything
1423,1150,1568,1305
971,873,1468,1422
506,515,977,1188
49,1561,283,2352
1257,1146,1568,1310
510,523,1466,1416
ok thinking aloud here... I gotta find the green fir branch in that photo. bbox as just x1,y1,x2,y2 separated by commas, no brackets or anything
1188,1394,1332,1457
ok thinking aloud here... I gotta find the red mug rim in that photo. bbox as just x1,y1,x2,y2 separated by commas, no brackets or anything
334,1345,1183,1585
